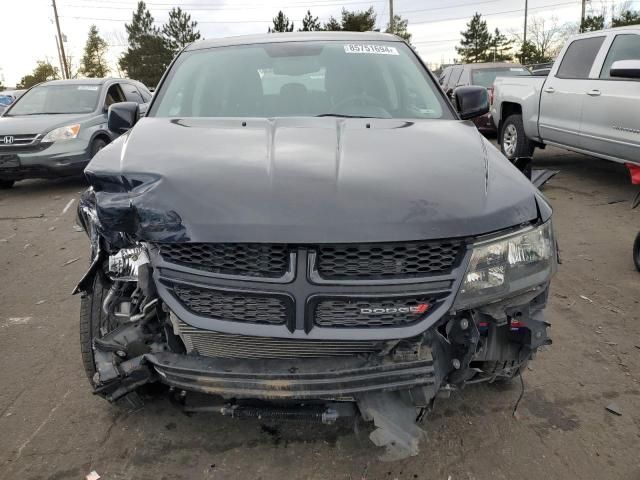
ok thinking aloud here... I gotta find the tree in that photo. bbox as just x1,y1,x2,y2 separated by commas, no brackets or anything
612,9,640,27
80,25,109,78
581,14,605,32
17,61,60,89
386,14,412,43
456,13,492,63
119,1,172,88
518,40,552,64
489,28,513,62
163,7,201,54
341,7,376,32
299,10,321,31
525,16,567,62
268,11,294,32
323,17,342,31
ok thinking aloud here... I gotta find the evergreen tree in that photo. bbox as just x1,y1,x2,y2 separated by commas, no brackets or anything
612,9,640,27
489,28,513,62
163,7,201,54
581,15,605,32
341,7,376,32
80,25,109,78
456,13,492,63
119,1,172,88
386,14,412,43
518,40,552,64
323,17,342,31
299,10,321,31
268,11,294,32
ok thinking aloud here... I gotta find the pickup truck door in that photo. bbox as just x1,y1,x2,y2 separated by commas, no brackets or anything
580,33,640,163
538,36,606,147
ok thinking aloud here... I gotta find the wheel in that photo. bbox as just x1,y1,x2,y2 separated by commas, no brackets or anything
633,231,640,272
90,138,108,159
0,179,15,189
500,114,535,160
482,360,528,384
79,272,116,382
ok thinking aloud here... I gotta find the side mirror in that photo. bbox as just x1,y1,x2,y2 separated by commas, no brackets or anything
610,60,640,79
453,86,489,120
108,102,139,133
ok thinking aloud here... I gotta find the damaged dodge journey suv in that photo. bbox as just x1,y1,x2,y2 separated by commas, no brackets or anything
76,32,556,459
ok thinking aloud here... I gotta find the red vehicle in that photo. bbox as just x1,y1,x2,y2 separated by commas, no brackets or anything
438,63,531,134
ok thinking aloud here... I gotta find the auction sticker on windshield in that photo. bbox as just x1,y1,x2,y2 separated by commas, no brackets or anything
343,44,399,55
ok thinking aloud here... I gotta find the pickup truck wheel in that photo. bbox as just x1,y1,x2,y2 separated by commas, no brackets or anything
633,231,640,272
500,114,535,160
0,179,15,189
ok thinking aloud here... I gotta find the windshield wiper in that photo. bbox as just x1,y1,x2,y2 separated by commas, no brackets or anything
315,113,384,119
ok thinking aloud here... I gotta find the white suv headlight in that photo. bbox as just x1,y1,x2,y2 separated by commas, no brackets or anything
42,124,80,143
454,220,556,309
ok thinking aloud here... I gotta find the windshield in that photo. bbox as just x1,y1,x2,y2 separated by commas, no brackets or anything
7,84,100,115
471,67,531,88
151,41,452,119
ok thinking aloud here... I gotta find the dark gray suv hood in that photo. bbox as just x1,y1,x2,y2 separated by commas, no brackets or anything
0,113,94,135
86,117,542,243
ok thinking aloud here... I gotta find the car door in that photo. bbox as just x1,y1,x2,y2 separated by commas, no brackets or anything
580,32,640,162
538,35,606,147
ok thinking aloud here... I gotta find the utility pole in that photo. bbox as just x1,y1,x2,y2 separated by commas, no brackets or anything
580,0,587,32
389,0,394,32
52,0,69,79
54,36,65,79
522,0,528,64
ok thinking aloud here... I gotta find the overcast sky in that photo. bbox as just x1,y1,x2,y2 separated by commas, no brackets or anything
0,0,629,87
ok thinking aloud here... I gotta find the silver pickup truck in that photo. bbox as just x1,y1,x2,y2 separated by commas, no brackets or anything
492,27,640,165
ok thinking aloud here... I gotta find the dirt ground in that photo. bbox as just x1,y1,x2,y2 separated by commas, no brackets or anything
0,145,639,480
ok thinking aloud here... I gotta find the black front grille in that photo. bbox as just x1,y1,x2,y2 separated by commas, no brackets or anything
158,243,290,278
173,285,291,326
314,295,438,328
177,321,382,359
316,240,463,280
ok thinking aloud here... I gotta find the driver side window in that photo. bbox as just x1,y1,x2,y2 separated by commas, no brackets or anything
104,84,126,109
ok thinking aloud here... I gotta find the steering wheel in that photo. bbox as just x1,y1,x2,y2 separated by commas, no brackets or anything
331,92,388,114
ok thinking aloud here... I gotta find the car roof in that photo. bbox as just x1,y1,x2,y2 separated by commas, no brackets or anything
186,31,402,51
465,62,525,69
42,78,130,87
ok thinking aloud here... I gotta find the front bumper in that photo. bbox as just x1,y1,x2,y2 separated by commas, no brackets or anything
0,139,91,180
147,352,438,400
471,112,497,134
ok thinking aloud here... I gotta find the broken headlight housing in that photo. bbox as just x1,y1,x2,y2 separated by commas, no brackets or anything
454,220,556,309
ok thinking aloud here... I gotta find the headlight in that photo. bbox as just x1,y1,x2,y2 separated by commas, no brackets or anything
454,220,556,309
42,124,80,142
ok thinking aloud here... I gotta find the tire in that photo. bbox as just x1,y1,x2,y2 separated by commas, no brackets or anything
633,231,640,272
90,138,108,159
500,114,535,161
0,179,15,189
79,272,115,382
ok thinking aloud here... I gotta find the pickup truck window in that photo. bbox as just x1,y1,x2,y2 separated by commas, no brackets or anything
471,67,530,88
151,41,452,120
556,36,605,79
600,34,640,79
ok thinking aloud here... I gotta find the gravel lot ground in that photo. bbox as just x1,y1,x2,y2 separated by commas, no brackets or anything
0,146,639,480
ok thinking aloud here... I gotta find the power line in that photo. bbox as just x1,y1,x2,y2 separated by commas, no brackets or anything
60,0,582,24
